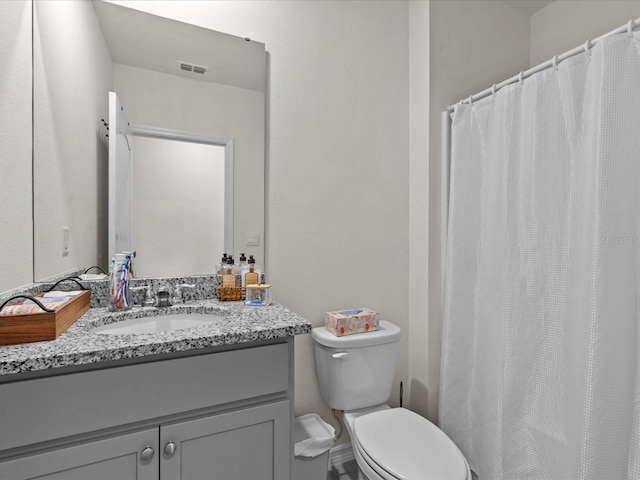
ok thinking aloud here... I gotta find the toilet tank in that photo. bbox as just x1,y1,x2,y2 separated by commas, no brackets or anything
311,320,400,411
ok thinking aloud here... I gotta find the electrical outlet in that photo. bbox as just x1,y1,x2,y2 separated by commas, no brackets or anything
62,226,70,257
246,231,260,246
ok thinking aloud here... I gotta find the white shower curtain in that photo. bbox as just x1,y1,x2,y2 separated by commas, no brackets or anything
440,31,640,480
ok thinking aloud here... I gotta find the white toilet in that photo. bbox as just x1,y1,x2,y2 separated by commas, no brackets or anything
312,320,471,480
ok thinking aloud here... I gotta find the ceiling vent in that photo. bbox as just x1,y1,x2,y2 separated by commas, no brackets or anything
178,61,209,76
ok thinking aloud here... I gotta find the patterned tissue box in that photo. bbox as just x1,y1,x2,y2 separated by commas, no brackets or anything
325,308,379,337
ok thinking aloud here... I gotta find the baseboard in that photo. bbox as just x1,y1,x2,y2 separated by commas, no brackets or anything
328,443,355,470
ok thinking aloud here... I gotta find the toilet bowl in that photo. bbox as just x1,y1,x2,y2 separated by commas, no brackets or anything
345,406,470,480
312,321,470,480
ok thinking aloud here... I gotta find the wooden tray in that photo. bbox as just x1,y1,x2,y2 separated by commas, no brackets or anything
0,290,90,345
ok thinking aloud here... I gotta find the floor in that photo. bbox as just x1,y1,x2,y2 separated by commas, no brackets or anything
326,458,479,480
327,458,358,480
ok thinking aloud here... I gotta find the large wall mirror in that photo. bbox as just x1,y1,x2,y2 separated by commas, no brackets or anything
28,0,265,284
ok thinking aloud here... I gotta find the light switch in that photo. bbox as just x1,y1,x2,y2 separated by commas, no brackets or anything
62,226,70,257
246,231,261,246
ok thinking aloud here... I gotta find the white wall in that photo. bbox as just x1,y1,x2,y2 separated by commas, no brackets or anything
32,0,112,281
428,0,531,422
0,0,32,293
531,0,640,65
113,0,411,441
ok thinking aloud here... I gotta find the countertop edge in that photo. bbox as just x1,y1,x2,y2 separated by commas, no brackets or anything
0,300,311,376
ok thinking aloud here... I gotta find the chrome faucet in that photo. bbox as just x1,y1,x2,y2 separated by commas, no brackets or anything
155,285,172,307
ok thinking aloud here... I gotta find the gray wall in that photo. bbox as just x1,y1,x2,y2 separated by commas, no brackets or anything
531,0,640,65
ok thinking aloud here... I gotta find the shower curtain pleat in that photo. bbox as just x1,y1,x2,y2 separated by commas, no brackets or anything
441,31,640,480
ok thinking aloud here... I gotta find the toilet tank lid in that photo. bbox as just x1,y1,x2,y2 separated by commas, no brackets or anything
311,320,400,348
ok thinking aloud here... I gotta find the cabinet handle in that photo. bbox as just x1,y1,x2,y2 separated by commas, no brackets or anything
140,446,155,461
164,441,177,456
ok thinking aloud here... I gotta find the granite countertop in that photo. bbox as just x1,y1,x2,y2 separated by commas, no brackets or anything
0,300,311,376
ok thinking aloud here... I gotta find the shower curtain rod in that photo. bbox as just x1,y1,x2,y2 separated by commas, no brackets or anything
447,17,640,112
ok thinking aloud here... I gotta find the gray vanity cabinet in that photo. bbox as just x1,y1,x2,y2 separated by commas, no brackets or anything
0,428,159,480
161,400,290,479
0,400,289,480
0,340,294,480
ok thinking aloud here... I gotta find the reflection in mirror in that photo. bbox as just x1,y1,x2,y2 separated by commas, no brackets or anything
108,92,234,278
132,137,226,278
108,90,132,258
30,0,265,286
0,0,32,293
117,125,233,278
32,0,111,283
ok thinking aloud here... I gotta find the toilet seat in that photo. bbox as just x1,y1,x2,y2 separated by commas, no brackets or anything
353,435,400,480
352,408,470,480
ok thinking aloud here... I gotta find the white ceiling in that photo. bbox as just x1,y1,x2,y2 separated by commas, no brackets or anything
500,0,555,14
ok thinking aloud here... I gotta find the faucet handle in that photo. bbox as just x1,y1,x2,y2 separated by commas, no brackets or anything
131,285,155,307
174,284,196,304
143,286,155,307
172,284,183,305
131,285,149,307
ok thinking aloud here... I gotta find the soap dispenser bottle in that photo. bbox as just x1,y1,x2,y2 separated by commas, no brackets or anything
215,253,228,275
238,253,248,274
248,255,262,274
238,253,249,299
244,257,260,287
226,255,241,275
247,255,263,283
225,256,239,276
218,259,241,301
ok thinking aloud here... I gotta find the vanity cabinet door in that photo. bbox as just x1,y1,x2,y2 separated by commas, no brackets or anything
160,400,291,480
0,428,159,480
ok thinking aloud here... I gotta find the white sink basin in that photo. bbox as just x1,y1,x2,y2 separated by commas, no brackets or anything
93,313,224,335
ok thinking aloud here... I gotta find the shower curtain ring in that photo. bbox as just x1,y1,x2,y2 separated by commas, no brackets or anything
584,39,592,56
467,95,474,105
628,19,635,37
518,71,524,85
491,84,497,98
552,55,559,70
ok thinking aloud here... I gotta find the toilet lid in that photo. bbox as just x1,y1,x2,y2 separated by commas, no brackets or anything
353,408,469,480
